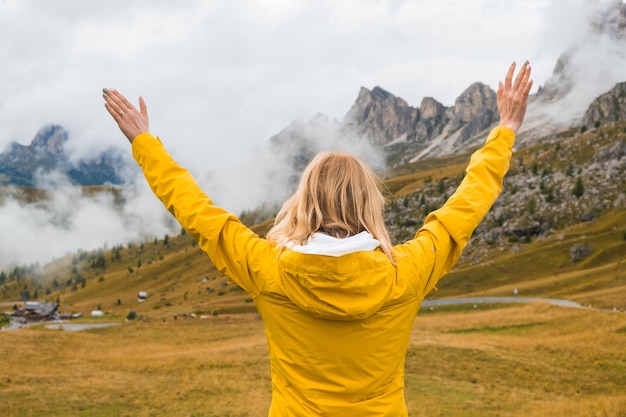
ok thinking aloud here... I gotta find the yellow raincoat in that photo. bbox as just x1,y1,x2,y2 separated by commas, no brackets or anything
132,126,515,416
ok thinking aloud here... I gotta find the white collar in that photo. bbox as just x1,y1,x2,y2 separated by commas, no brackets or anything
287,231,380,257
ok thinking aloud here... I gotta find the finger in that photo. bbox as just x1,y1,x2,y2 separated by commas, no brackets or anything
104,102,121,121
107,89,131,112
104,89,135,115
497,81,503,102
513,65,532,100
103,89,125,115
523,79,534,96
504,61,516,90
520,64,532,90
115,90,138,113
512,61,528,91
139,96,148,119
103,93,124,116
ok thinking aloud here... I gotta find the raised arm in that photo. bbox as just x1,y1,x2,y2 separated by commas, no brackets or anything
102,89,273,296
401,62,533,296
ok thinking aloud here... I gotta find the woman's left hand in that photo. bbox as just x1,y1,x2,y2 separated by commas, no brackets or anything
496,62,533,133
103,88,149,144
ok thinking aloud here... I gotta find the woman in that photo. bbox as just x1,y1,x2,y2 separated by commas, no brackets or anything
103,62,532,416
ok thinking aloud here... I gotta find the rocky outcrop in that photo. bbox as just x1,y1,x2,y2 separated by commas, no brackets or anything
594,140,626,162
269,114,343,175
342,86,419,145
535,52,575,102
538,1,626,102
384,120,626,266
517,0,626,146
342,83,497,153
581,82,626,127
31,125,68,155
446,83,497,137
408,82,497,161
273,81,499,169
570,244,592,263
412,97,448,143
272,68,626,171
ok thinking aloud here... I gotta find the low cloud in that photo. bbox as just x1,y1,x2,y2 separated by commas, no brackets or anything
521,0,626,137
0,171,178,271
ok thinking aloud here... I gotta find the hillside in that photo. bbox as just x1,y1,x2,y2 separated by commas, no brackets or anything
1,121,624,319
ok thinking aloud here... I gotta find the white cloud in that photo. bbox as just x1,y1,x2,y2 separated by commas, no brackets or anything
0,177,177,270
0,0,560,158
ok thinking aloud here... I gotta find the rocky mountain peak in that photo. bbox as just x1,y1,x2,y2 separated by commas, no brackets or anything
581,81,626,127
346,86,405,123
419,97,445,119
0,126,130,187
343,86,419,145
539,1,626,102
408,82,498,161
272,79,502,168
370,86,394,101
30,125,68,155
450,82,497,127
269,0,626,170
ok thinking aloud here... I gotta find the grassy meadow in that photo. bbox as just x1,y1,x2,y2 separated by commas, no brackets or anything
2,123,626,416
1,302,625,416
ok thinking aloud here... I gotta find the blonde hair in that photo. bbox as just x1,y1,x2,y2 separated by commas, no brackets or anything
266,151,394,262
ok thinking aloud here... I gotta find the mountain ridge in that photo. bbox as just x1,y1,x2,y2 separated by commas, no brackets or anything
0,124,131,187
2,3,625,190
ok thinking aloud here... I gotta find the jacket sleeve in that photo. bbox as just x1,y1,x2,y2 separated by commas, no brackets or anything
131,133,275,297
404,126,515,297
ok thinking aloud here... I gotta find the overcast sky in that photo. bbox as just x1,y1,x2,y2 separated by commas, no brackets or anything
0,0,589,158
0,0,622,270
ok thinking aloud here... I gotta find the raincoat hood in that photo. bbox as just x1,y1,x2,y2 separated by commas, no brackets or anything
280,232,396,321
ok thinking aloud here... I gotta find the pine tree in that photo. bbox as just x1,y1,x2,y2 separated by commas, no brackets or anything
572,177,584,198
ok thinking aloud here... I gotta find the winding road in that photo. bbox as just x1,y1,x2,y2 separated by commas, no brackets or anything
421,296,585,309
2,297,621,332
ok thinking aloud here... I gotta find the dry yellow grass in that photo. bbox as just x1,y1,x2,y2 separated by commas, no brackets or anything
2,303,625,417
1,315,271,417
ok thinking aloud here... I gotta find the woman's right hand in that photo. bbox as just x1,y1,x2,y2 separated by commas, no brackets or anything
497,62,533,133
